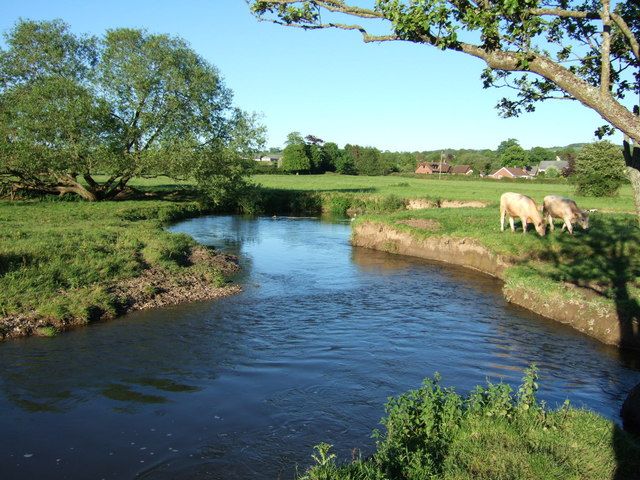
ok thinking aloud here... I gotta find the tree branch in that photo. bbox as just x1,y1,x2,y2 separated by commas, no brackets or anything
610,12,640,63
600,0,612,95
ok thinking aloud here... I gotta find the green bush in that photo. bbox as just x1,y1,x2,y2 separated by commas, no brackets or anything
574,141,628,196
299,366,640,480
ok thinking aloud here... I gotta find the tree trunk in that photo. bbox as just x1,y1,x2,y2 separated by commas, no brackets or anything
623,111,640,225
627,167,640,226
54,184,98,201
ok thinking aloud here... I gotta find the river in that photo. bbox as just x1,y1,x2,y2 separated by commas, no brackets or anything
1,215,639,479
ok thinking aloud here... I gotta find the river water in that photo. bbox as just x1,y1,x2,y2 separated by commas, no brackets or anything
1,215,639,479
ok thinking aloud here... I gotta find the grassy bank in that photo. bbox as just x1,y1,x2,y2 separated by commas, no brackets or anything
300,368,640,480
0,199,238,338
253,174,635,213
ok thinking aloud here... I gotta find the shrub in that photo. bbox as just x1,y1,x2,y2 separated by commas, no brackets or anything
574,141,627,196
299,366,640,480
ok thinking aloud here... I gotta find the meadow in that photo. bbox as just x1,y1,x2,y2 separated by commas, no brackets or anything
253,174,635,213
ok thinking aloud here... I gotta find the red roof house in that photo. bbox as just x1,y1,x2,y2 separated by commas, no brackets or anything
489,167,532,179
450,165,473,175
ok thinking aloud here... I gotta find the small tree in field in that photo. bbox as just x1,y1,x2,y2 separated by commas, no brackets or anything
574,141,627,196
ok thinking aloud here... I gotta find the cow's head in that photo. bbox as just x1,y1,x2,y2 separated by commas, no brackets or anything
578,210,590,230
535,218,546,237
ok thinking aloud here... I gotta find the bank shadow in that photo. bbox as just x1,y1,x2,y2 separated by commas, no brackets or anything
613,423,640,479
539,215,640,350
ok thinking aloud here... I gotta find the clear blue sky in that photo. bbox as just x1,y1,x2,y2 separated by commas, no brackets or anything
0,0,614,151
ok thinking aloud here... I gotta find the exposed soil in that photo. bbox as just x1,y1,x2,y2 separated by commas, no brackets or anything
440,200,488,208
405,199,488,210
397,219,441,231
0,246,241,341
352,221,639,350
406,199,437,210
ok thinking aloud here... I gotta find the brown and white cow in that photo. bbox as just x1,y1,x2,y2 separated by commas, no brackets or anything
542,195,589,235
500,192,546,236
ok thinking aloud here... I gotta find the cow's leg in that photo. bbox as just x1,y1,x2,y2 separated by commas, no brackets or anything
509,216,515,233
520,216,527,234
547,215,555,232
500,207,506,232
564,217,573,235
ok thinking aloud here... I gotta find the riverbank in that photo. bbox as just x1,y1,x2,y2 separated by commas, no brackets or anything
352,208,640,350
0,200,240,340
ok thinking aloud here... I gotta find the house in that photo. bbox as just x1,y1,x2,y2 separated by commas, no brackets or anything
415,162,451,174
415,162,434,174
538,159,568,175
254,154,282,168
489,166,532,179
450,165,473,175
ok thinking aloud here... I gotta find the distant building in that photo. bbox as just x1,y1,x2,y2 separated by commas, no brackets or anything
538,158,568,175
450,165,473,175
415,162,451,174
254,154,282,168
489,166,532,179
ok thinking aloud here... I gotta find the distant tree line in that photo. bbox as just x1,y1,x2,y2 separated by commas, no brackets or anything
265,132,584,177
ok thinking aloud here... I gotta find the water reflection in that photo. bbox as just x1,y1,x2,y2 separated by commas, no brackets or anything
0,215,638,480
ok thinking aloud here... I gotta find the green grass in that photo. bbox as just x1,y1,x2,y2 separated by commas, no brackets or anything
0,199,221,328
253,174,635,213
299,368,640,480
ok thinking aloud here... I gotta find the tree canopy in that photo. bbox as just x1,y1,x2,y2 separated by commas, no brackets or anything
574,140,627,196
0,19,264,202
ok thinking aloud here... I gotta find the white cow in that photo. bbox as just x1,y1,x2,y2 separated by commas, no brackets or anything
542,195,589,235
500,192,546,236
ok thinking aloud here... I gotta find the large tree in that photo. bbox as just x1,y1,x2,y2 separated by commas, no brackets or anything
0,20,263,201
250,0,640,217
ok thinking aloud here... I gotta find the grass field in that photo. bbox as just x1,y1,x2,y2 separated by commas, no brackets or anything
253,174,635,213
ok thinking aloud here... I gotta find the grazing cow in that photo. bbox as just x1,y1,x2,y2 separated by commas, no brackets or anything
500,192,546,236
542,195,589,235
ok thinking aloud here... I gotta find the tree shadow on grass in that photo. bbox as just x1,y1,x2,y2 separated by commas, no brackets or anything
539,214,640,350
613,423,640,480
0,253,32,276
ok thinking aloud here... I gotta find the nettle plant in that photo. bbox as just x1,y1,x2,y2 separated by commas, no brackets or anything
250,1,640,218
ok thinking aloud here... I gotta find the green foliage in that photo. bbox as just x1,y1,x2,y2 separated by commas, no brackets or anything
282,142,311,173
321,142,341,173
528,146,553,165
574,141,628,197
300,367,640,480
0,19,264,202
499,142,529,168
345,145,390,176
